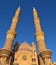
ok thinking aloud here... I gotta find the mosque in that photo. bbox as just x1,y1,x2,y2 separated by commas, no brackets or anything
0,7,56,65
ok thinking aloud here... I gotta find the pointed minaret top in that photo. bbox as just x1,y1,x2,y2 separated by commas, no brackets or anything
33,7,38,17
17,6,20,11
15,6,20,17
33,7,36,11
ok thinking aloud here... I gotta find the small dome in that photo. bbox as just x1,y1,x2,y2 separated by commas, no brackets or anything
17,42,33,52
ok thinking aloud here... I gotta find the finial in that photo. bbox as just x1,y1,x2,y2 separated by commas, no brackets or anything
24,41,26,43
32,42,35,47
33,7,36,11
17,6,20,11
32,42,36,50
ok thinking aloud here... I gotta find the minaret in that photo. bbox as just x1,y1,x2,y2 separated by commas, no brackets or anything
0,7,20,58
33,7,46,53
4,7,20,50
33,7,52,65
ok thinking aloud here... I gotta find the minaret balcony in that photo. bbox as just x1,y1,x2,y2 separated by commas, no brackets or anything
39,49,52,59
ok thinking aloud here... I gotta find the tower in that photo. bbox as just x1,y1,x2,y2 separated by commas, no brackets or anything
0,7,20,65
33,7,52,65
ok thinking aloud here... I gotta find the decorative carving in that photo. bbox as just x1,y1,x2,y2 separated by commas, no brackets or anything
22,55,27,60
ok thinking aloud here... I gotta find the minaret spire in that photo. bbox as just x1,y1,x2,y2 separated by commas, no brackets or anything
33,7,38,17
10,6,20,31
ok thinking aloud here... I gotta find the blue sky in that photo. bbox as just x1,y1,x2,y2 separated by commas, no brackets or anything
0,0,56,62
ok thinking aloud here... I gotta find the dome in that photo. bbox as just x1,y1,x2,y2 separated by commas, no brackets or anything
17,42,33,52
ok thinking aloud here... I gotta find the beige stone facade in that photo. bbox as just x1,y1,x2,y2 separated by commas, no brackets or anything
0,7,56,65
14,42,38,65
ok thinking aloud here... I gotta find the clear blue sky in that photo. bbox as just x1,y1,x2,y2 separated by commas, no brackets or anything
0,0,56,62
